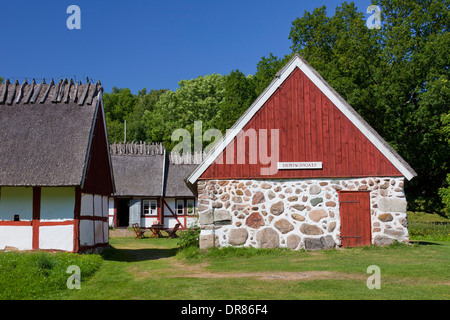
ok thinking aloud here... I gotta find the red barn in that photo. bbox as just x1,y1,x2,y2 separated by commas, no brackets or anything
186,54,417,250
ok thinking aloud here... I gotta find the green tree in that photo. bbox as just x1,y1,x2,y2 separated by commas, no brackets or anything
126,88,167,142
103,87,137,143
287,0,449,212
142,74,226,151
212,70,258,133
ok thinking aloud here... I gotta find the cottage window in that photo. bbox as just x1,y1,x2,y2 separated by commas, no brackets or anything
187,199,196,215
175,200,184,215
143,199,157,216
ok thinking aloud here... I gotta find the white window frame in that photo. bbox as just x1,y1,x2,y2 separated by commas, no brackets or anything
175,199,184,215
143,199,158,216
186,199,196,215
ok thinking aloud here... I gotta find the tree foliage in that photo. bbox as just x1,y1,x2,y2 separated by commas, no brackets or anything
288,0,449,213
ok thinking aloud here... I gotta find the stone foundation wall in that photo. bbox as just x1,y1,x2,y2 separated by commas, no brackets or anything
197,177,408,250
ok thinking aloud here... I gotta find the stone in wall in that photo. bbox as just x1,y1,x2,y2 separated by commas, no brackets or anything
199,233,219,249
304,235,335,251
228,228,248,246
256,228,279,248
286,234,301,250
274,219,294,234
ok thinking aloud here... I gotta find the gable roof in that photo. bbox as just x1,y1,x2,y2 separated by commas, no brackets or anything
110,142,197,198
111,154,166,197
0,78,109,187
186,54,417,185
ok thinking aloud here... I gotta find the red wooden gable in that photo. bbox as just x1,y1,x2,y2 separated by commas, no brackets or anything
200,67,402,180
82,101,115,195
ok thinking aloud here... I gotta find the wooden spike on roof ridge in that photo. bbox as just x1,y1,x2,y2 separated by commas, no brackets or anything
15,79,28,104
57,78,67,102
78,81,90,106
51,79,62,103
24,79,35,104
30,80,42,104
63,79,72,103
0,79,10,104
86,81,98,105
6,80,18,105
39,80,53,104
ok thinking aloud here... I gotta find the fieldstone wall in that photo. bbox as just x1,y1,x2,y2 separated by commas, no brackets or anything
197,177,409,250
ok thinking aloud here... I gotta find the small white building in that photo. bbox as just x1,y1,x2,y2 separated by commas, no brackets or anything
0,78,115,252
109,142,198,230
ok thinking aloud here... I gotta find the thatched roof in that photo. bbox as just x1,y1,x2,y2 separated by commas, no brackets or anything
165,163,198,197
111,154,165,197
110,144,199,198
0,78,103,186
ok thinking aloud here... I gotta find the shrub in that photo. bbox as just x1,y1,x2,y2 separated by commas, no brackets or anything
177,227,200,249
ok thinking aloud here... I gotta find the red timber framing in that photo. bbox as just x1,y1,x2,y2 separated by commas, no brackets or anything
161,198,196,230
32,187,41,250
73,187,81,253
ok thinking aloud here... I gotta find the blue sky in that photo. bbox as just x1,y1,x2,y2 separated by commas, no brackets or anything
1,0,373,94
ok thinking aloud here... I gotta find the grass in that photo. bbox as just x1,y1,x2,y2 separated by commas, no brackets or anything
407,211,450,241
63,237,449,300
1,212,448,300
0,251,102,299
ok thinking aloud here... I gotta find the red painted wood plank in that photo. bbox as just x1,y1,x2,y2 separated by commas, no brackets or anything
200,67,403,180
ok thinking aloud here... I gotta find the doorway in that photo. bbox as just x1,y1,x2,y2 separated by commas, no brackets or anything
339,191,371,247
116,198,130,227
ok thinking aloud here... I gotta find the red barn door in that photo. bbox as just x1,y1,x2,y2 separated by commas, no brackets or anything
339,191,371,247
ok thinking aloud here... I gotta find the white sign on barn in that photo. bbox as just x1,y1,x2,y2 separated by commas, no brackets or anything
277,162,323,170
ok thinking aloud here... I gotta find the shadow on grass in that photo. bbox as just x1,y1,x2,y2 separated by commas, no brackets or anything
409,240,443,246
101,246,179,262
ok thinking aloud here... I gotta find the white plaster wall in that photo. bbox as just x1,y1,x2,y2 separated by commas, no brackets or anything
79,220,94,247
186,217,199,228
0,187,33,221
80,193,94,216
94,220,104,244
108,198,115,227
39,225,74,251
0,226,32,250
163,198,182,228
102,196,108,217
103,221,109,243
94,195,102,217
141,216,159,228
40,187,75,221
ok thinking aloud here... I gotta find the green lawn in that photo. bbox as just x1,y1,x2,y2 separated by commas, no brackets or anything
63,237,449,300
1,212,449,300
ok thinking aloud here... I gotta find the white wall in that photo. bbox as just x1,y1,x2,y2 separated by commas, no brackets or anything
0,226,32,250
0,187,33,250
40,187,75,221
79,193,109,248
0,187,33,221
38,187,76,251
39,225,74,251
